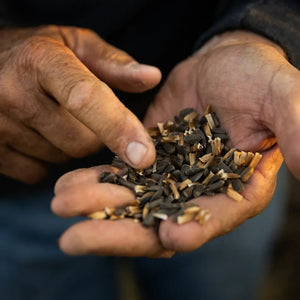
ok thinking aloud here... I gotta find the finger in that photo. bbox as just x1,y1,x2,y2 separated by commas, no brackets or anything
36,42,155,168
58,218,173,257
0,145,48,183
2,67,102,158
22,92,103,158
54,165,116,194
0,114,69,163
51,182,136,217
159,146,283,252
61,27,161,93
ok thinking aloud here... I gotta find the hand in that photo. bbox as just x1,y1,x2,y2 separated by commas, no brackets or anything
51,30,287,256
143,30,288,251
145,30,299,173
0,26,160,183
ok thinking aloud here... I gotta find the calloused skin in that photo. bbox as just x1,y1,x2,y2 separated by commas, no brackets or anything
51,30,300,257
0,26,161,183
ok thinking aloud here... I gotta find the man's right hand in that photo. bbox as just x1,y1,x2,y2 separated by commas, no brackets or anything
0,25,160,183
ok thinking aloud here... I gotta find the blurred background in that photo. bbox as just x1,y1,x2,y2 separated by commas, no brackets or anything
259,170,300,300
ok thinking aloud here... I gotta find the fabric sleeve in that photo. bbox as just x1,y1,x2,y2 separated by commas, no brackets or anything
195,0,300,68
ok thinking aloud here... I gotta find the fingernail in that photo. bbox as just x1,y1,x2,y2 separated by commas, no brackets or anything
126,141,147,166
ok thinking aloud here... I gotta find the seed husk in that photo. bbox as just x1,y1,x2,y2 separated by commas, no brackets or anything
218,160,232,173
189,152,196,166
184,206,202,214
244,152,255,166
179,178,192,191
182,186,195,199
240,167,254,182
226,186,243,202
142,213,156,227
152,212,168,221
195,209,211,224
248,153,263,168
190,170,204,183
88,211,107,220
177,212,195,225
100,172,117,183
193,184,205,198
223,148,235,164
183,111,199,122
207,179,225,192
179,107,195,118
105,207,115,216
184,133,203,145
211,137,222,155
232,178,244,192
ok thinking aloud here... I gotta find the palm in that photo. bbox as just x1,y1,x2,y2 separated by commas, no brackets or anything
144,43,286,152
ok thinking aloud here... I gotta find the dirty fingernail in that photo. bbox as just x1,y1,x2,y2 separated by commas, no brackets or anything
126,141,147,166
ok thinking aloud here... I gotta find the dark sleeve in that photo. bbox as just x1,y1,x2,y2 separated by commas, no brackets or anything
195,0,300,68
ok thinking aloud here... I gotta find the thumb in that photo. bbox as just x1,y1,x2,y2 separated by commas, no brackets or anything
61,27,161,93
270,62,300,180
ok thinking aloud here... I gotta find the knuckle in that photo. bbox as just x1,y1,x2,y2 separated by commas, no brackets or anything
77,27,98,38
17,33,71,77
20,103,41,125
18,36,57,70
0,91,40,126
35,24,61,36
63,78,96,112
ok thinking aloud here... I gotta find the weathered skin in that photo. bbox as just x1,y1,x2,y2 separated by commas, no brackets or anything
51,30,298,257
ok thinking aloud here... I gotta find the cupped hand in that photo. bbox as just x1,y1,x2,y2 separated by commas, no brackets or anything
143,30,289,251
51,145,281,256
0,25,160,183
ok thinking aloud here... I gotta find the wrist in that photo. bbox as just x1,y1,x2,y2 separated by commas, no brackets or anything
194,30,287,59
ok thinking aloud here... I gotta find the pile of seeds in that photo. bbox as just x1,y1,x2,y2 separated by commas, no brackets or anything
88,107,262,228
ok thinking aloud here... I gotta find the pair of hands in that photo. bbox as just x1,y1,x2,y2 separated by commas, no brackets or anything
2,25,299,257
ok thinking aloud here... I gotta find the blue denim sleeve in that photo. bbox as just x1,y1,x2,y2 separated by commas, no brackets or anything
195,0,300,68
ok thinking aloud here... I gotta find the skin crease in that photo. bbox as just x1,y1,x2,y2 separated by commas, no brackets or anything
0,26,161,183
52,30,297,257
